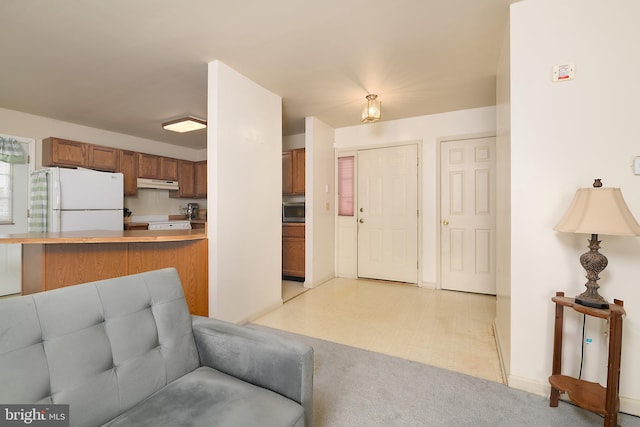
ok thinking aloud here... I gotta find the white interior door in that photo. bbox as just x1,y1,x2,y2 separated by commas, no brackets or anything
357,144,418,284
440,137,496,294
0,138,33,296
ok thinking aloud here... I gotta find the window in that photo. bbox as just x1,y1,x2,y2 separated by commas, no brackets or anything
0,161,12,224
338,156,354,216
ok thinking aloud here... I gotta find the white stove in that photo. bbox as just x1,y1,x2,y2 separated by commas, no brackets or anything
147,221,192,230
130,215,192,230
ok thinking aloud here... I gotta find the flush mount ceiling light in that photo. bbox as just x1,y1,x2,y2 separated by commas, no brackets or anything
162,116,207,133
361,94,381,123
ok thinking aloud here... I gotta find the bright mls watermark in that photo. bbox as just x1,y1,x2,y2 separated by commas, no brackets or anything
0,405,69,427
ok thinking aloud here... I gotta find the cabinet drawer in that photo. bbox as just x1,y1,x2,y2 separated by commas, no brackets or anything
283,224,305,237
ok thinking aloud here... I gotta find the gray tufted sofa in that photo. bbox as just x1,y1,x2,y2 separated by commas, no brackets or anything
0,268,313,427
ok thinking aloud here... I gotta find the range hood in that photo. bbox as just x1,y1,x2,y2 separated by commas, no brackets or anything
136,178,179,190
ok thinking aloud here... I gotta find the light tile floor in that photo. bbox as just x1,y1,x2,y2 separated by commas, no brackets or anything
282,279,308,302
256,277,505,383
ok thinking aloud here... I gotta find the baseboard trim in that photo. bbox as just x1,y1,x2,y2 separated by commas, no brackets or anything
492,321,508,384
508,374,640,417
238,300,283,326
420,281,437,289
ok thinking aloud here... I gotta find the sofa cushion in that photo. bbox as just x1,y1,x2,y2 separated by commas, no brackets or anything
0,296,50,404
103,366,305,427
0,268,200,427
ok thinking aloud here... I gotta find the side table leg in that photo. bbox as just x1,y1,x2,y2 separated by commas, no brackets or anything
550,295,564,407
604,309,623,427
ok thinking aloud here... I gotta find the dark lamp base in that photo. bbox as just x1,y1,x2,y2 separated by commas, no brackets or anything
575,297,609,309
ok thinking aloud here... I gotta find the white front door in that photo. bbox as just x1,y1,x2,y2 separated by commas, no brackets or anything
440,137,496,294
357,144,418,284
0,139,32,296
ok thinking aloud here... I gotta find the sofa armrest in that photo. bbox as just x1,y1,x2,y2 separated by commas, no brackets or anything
191,316,313,426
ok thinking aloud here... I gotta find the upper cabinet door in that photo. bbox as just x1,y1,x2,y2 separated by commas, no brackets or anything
42,137,87,168
282,148,305,195
194,161,207,198
161,157,179,181
137,153,161,179
87,145,119,171
291,148,305,194
282,151,293,195
118,150,138,196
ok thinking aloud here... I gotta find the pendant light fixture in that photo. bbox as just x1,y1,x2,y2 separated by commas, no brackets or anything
361,94,381,123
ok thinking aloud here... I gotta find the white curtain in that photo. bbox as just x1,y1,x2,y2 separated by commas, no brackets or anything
0,136,27,164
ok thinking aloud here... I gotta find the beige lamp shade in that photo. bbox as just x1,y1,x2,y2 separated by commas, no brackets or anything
554,187,640,236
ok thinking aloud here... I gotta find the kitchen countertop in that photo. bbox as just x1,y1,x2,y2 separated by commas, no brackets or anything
0,228,207,244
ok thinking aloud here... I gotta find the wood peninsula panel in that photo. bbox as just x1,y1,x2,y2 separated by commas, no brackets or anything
23,243,127,293
18,235,208,316
128,239,208,316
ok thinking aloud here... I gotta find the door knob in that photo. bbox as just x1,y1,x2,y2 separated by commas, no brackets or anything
359,208,364,212
359,218,365,223
442,220,449,225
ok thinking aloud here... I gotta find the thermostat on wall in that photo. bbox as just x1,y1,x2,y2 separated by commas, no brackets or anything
552,63,575,82
634,157,640,175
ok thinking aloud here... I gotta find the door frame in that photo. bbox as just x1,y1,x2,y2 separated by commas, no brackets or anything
435,132,496,290
335,140,423,286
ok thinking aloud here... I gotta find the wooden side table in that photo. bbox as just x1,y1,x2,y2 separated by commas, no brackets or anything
549,291,625,427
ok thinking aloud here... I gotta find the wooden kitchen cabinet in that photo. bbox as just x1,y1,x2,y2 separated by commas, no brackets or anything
88,144,118,171
282,223,305,278
194,161,207,198
42,137,87,168
138,153,179,180
137,153,161,178
161,157,179,180
118,150,138,196
170,160,195,198
282,148,305,195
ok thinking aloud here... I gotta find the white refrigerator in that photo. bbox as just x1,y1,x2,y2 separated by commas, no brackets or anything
32,167,124,232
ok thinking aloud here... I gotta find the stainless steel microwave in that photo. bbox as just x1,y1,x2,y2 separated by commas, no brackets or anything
282,202,305,223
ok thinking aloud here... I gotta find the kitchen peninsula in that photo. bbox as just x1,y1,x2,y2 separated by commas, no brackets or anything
0,229,208,316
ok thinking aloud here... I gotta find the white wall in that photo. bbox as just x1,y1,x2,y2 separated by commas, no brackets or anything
305,117,335,287
334,106,496,287
509,0,640,413
0,107,207,217
207,60,283,323
0,107,206,166
283,133,304,151
494,16,512,378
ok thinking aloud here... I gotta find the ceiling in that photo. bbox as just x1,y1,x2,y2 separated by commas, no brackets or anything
0,0,511,150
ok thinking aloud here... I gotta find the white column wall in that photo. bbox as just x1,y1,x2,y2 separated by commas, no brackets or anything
207,61,283,323
494,17,512,379
305,117,335,287
509,0,640,413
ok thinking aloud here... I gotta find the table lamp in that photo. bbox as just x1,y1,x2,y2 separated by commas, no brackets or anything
554,179,640,309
